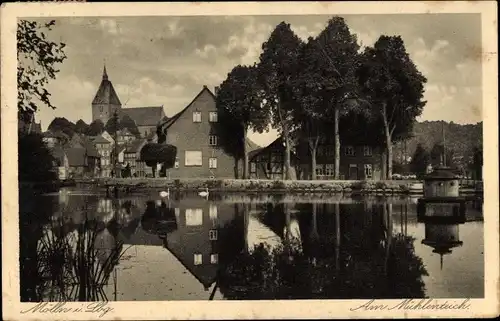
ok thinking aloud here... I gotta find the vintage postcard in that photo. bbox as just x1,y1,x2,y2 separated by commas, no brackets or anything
1,1,498,320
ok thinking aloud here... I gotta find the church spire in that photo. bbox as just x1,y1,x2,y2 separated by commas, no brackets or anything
103,64,108,80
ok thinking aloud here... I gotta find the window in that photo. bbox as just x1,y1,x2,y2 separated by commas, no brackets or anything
316,164,325,176
363,146,373,156
193,111,202,123
317,146,324,156
174,158,179,168
210,254,218,264
325,164,334,176
345,146,356,156
209,111,218,122
185,209,203,226
209,135,218,146
250,162,256,173
364,164,373,179
209,229,218,241
185,151,202,166
209,157,217,169
194,254,202,265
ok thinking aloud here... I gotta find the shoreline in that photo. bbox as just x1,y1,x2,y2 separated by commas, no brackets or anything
73,178,482,196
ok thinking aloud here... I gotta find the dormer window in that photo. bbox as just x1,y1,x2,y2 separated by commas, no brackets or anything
363,146,373,156
209,111,218,122
193,111,202,123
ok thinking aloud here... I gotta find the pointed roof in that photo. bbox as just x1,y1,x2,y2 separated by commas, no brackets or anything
92,135,112,144
92,66,122,106
158,86,216,130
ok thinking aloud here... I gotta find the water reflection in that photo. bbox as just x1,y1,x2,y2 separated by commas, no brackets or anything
20,190,484,301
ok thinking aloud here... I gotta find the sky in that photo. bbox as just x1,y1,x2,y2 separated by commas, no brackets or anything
28,14,482,147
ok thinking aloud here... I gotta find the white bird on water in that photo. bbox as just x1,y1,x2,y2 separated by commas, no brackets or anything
198,187,209,198
160,188,170,198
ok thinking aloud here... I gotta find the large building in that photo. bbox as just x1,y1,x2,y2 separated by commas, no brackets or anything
157,86,237,179
91,66,165,136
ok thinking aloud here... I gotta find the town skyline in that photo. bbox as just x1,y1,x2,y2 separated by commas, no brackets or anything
32,14,482,146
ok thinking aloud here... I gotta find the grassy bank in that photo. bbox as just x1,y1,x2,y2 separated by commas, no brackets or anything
93,178,422,195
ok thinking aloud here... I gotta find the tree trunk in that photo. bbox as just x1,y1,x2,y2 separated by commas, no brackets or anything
284,135,291,180
334,107,340,180
309,139,318,180
234,157,240,179
385,133,393,180
243,125,248,179
152,163,156,178
381,103,393,180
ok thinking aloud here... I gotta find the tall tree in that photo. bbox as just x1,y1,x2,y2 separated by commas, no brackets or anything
86,119,105,136
47,117,76,138
216,64,270,179
105,115,124,135
17,20,67,122
120,114,141,138
294,17,363,179
357,35,427,179
74,119,89,135
409,143,430,179
18,133,57,183
258,22,304,180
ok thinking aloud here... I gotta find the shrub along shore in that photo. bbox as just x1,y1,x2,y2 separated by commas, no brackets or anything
91,178,423,195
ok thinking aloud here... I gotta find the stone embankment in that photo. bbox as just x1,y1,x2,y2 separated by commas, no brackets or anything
90,178,425,195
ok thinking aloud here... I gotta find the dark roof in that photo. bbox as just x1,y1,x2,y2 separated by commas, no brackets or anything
92,66,121,106
92,135,112,144
158,86,216,131
122,106,165,127
248,147,265,160
125,139,147,153
65,148,87,167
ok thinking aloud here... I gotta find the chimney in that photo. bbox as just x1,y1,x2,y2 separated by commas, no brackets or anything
214,86,220,96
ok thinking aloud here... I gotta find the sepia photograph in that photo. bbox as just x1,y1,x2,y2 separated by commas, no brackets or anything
2,1,498,320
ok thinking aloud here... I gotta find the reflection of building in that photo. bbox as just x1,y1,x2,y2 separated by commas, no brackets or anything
139,198,239,291
418,166,466,269
421,221,463,270
162,200,235,290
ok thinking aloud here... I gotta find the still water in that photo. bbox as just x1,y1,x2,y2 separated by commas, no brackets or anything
19,188,484,301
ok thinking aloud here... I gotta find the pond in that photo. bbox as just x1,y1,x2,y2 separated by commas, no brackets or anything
19,187,484,301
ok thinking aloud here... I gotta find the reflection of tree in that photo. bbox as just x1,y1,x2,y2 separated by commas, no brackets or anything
20,192,128,302
217,201,428,300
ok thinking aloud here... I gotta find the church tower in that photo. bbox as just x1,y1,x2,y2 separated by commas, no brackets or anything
91,65,122,125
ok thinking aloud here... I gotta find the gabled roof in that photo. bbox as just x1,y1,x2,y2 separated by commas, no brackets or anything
92,135,112,144
92,66,122,106
122,106,165,127
158,86,216,131
65,148,87,167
